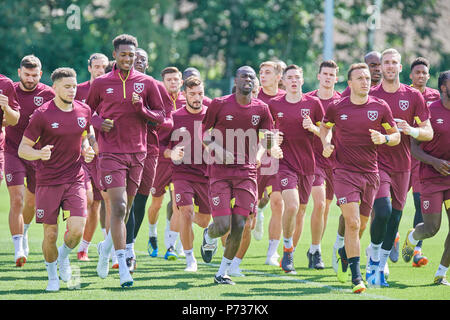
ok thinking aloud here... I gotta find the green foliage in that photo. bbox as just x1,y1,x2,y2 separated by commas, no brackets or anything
0,0,446,93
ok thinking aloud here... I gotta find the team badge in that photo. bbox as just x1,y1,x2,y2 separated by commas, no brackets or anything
105,175,113,185
34,96,44,106
77,117,87,128
399,100,409,111
301,109,310,118
251,115,260,126
281,178,288,187
134,82,144,93
277,112,284,118
150,187,156,195
367,110,378,121
212,196,220,206
423,200,429,210
338,197,347,205
36,209,44,219
175,194,181,203
6,173,12,183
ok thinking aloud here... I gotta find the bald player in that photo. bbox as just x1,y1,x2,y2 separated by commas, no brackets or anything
403,70,450,286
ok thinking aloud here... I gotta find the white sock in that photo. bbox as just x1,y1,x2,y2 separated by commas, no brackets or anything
216,256,233,277
378,249,390,271
257,206,264,217
115,249,128,273
126,242,135,259
102,231,113,256
12,234,24,254
283,237,293,249
58,243,72,260
309,244,321,254
230,257,242,269
184,249,195,264
78,239,90,253
23,223,30,235
409,230,419,246
435,264,448,277
45,260,58,280
101,228,107,239
370,243,381,262
167,230,178,249
149,224,158,237
335,234,344,248
267,239,280,258
164,219,171,249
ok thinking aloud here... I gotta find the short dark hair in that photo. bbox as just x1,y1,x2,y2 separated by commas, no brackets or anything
51,67,77,83
161,66,181,79
410,57,430,71
20,55,42,69
437,70,450,93
347,63,369,80
88,53,108,67
319,60,339,73
283,64,303,77
184,76,202,90
182,67,201,81
112,34,138,51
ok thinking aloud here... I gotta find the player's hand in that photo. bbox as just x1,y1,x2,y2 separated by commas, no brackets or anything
0,94,8,109
40,145,54,161
431,158,450,176
170,145,184,162
395,119,412,135
101,119,114,132
302,116,315,133
322,143,334,158
132,92,142,104
83,146,96,163
369,129,386,145
275,131,283,146
270,145,283,159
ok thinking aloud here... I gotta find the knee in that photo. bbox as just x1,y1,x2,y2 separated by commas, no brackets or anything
270,197,283,213
44,229,58,244
423,220,440,238
111,200,127,217
10,193,25,212
180,207,194,222
345,217,360,233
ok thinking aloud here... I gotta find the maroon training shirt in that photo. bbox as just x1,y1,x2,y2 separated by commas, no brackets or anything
23,100,92,185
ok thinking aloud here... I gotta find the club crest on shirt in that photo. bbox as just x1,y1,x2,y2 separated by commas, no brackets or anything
301,109,310,119
134,82,144,93
77,117,87,128
212,196,220,206
251,115,260,126
367,110,378,121
399,100,409,111
105,175,113,185
423,200,429,210
36,209,44,219
34,96,44,106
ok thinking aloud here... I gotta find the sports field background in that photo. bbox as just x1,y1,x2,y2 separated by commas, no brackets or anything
0,182,448,300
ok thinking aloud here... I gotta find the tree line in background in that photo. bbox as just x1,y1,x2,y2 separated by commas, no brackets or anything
1,0,447,96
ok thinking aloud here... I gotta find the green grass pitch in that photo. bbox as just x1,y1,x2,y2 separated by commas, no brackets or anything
0,182,448,300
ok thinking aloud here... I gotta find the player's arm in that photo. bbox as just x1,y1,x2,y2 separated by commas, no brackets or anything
410,138,449,176
396,118,433,142
319,121,334,158
369,125,400,146
18,136,53,161
0,93,20,126
303,116,320,136
132,92,165,124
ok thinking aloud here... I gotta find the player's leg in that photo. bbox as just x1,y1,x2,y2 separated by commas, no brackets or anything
147,194,163,257
266,191,283,265
339,201,365,292
42,223,59,291
7,184,26,266
281,188,299,273
22,186,35,258
229,214,255,277
309,184,326,269
78,181,100,261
